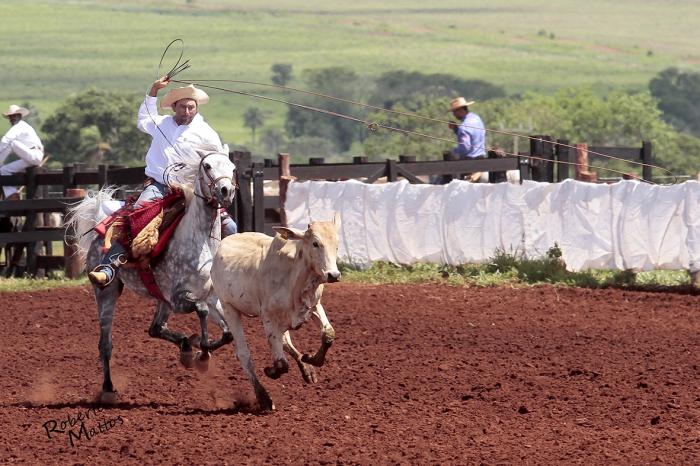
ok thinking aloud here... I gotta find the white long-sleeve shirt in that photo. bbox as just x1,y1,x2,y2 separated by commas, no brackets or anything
0,120,44,162
137,96,223,184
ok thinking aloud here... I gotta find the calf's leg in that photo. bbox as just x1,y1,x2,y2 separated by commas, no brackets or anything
302,303,335,367
262,315,289,379
224,305,274,411
282,331,318,384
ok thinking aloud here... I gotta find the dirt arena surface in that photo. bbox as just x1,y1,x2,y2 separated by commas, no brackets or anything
0,282,698,464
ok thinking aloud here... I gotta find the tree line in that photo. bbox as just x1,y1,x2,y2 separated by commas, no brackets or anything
31,65,700,176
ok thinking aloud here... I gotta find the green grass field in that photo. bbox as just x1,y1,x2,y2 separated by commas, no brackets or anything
2,0,699,147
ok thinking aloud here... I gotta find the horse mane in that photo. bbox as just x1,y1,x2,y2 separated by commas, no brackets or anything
163,142,224,191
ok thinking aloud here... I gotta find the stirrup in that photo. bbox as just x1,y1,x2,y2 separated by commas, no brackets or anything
88,264,116,287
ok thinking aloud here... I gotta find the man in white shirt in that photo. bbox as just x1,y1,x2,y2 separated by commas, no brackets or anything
89,77,237,286
0,105,44,200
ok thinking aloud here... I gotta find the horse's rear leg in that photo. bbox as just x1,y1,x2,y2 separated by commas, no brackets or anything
94,282,122,403
148,301,196,368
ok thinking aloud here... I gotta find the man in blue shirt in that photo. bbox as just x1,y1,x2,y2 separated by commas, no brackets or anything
448,97,486,159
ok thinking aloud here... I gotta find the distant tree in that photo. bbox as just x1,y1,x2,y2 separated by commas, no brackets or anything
41,89,150,166
363,94,451,161
271,63,293,87
285,67,366,152
649,67,700,136
371,70,506,109
284,136,336,162
243,107,264,144
364,87,700,175
20,101,41,129
260,127,286,155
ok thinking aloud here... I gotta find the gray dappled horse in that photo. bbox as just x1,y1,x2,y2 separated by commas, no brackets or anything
65,144,236,403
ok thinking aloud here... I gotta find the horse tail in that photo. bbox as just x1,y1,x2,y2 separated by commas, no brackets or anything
64,187,119,267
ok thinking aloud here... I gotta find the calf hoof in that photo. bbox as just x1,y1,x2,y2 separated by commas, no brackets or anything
221,331,234,345
254,386,275,412
180,349,198,369
296,361,318,384
195,352,210,373
301,352,325,367
263,359,289,380
100,391,119,404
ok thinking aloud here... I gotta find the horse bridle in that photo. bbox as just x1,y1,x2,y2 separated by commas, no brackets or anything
196,151,237,207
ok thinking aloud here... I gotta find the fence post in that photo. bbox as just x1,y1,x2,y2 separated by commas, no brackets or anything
487,150,508,183
530,135,554,182
278,153,294,227
232,151,253,233
386,159,398,182
252,162,265,233
556,139,570,181
98,164,108,189
575,143,597,182
641,141,653,182
23,167,40,275
518,156,532,183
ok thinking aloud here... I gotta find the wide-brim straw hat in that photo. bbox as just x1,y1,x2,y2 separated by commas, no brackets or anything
160,84,210,109
448,97,475,113
2,104,30,118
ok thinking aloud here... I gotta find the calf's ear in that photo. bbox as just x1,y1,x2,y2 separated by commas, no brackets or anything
273,226,306,240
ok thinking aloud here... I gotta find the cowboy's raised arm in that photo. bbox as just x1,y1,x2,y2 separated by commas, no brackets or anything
137,77,170,135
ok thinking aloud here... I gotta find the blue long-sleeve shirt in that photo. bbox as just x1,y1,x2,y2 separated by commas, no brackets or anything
452,112,486,159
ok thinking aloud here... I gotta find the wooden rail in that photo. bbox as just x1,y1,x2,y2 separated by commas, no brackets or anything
0,138,656,276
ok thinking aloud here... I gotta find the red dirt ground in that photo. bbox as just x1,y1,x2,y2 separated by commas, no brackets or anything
0,283,698,464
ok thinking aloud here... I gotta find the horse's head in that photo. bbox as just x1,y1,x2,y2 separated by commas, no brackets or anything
193,145,236,208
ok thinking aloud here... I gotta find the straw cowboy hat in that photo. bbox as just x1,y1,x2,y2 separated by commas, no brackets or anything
448,97,475,112
2,104,30,118
160,84,210,109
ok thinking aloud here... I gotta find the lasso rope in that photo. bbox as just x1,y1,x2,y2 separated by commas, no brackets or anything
158,40,678,185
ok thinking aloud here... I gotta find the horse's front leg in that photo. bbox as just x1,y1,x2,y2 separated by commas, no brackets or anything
301,303,335,367
148,300,197,369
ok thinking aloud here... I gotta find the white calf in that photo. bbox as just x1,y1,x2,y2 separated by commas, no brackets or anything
211,215,341,411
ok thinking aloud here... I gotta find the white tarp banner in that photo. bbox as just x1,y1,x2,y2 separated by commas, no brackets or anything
285,179,700,272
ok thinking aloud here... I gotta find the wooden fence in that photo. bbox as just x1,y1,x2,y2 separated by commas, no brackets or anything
0,138,655,277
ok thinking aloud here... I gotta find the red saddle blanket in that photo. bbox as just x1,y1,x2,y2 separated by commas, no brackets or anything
94,190,186,264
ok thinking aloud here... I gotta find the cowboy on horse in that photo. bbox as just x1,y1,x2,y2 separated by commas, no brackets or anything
88,76,237,286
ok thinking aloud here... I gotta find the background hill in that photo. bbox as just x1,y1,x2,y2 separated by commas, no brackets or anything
2,0,699,161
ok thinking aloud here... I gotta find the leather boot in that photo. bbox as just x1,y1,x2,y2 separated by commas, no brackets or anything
88,243,127,287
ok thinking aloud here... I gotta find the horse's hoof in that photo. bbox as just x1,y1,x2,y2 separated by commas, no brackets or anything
195,353,210,373
180,350,197,369
100,391,118,404
188,334,202,349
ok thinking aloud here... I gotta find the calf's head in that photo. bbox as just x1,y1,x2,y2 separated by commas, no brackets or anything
273,213,342,283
